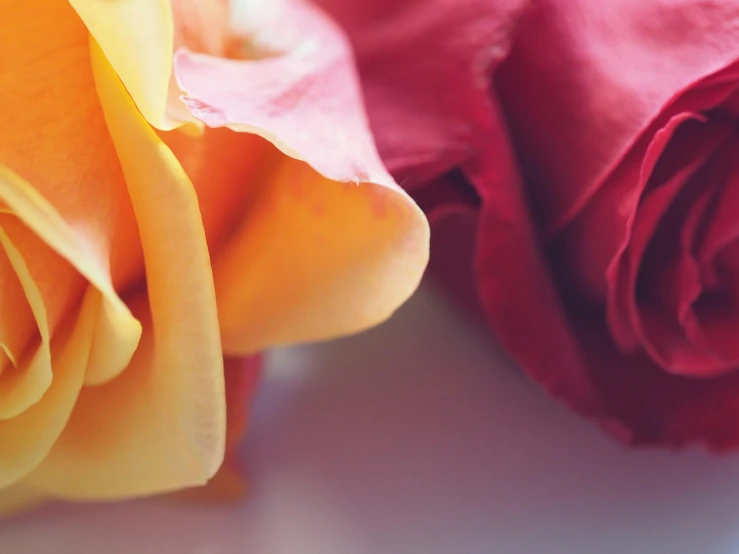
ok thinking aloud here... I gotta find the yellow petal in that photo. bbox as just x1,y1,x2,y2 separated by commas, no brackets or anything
24,40,225,500
0,230,38,376
0,216,86,358
165,355,260,505
213,149,429,354
0,225,52,419
0,0,147,298
68,0,207,132
0,288,99,489
68,0,174,129
0,167,142,389
0,0,143,387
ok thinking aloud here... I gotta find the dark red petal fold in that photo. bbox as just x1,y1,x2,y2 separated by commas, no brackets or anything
470,103,604,416
608,119,731,365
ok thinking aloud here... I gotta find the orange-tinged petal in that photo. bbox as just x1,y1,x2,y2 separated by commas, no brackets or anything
69,0,225,131
0,224,52,419
0,288,99,489
0,0,143,385
0,169,141,388
171,355,262,503
0,0,144,289
174,0,429,351
0,218,85,341
214,154,428,353
0,234,38,376
172,0,231,56
24,41,225,500
68,0,175,129
159,128,270,249
2,217,123,391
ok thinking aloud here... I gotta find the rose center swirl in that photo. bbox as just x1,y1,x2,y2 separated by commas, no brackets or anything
611,91,739,377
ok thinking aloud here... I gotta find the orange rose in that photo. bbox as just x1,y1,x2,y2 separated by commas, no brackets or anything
0,0,428,513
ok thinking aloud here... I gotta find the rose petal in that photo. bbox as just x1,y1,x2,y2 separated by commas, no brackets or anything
401,0,739,448
0,288,99,489
176,1,393,186
0,225,52,419
607,118,731,364
0,169,141,389
23,43,225,499
211,150,427,352
68,0,175,129
158,128,269,250
675,183,724,353
71,0,236,131
315,0,530,188
171,0,230,55
556,72,739,305
698,149,739,266
0,0,143,386
578,321,739,449
683,168,739,365
440,119,739,448
0,218,85,347
631,146,726,374
470,101,604,416
171,355,262,503
174,0,429,351
496,0,739,233
0,233,38,376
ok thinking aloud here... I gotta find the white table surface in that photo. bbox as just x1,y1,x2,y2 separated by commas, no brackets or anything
2,285,739,554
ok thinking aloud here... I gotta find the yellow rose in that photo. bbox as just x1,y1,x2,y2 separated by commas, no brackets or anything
0,0,428,513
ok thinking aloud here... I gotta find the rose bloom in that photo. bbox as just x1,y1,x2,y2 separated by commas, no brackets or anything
321,0,739,448
0,0,428,513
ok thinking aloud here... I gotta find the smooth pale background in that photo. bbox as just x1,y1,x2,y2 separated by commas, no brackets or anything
2,285,739,554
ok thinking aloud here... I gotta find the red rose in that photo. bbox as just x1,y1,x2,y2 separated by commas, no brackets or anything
321,0,739,448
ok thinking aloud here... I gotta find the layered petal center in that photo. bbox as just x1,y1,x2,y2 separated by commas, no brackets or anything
608,113,739,377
